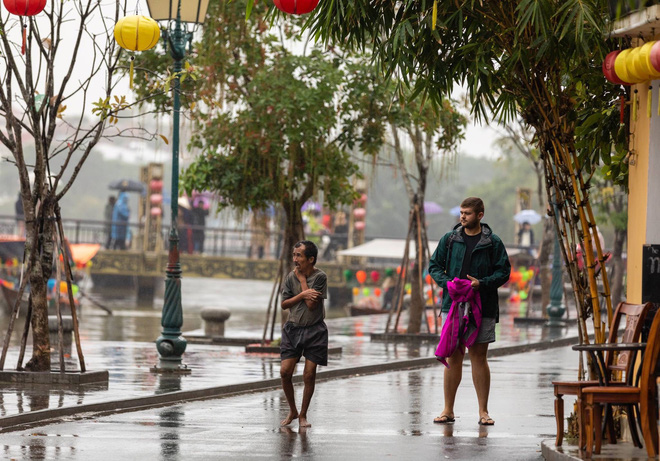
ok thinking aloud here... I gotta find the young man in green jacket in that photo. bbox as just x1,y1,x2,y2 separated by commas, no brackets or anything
428,197,511,426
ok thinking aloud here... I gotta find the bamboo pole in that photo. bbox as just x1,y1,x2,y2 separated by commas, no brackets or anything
16,294,33,371
54,237,65,372
0,227,37,370
578,174,614,327
554,141,603,342
385,209,414,333
55,207,85,372
544,155,590,345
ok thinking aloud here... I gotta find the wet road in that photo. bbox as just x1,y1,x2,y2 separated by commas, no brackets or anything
0,346,576,460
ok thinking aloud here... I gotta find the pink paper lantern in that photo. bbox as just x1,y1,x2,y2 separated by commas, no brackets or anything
150,179,163,192
354,221,366,231
353,208,366,220
149,193,163,205
150,207,162,216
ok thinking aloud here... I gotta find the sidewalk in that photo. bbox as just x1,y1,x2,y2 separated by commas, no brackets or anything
0,310,652,459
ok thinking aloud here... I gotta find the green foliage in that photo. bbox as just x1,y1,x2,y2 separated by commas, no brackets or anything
181,50,362,211
304,0,628,181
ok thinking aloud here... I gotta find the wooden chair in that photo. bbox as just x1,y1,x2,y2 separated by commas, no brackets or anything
581,310,660,458
552,302,652,447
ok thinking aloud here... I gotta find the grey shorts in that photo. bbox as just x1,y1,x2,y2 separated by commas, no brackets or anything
280,321,328,366
441,313,496,344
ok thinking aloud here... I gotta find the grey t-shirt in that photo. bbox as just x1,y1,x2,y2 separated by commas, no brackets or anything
281,269,327,326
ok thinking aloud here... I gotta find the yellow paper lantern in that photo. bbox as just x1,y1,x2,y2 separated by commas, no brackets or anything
626,47,648,82
639,41,660,79
114,15,160,52
615,49,641,84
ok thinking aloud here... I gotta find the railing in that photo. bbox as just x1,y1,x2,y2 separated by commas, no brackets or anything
1,215,537,262
0,215,281,258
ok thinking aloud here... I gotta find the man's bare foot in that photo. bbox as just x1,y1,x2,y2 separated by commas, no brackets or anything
299,416,311,427
280,411,299,426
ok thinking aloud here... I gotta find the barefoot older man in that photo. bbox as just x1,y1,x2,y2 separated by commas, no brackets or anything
279,240,328,428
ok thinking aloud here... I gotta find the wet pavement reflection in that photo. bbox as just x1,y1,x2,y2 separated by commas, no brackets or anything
0,278,581,426
0,347,582,460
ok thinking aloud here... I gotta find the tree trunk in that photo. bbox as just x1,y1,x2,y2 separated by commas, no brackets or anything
407,199,427,334
23,201,56,372
281,202,305,272
610,228,626,308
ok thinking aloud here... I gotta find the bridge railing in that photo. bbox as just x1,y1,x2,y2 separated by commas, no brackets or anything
0,215,281,258
1,215,537,262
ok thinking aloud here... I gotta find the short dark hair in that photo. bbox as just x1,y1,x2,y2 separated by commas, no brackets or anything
294,240,318,264
460,197,484,215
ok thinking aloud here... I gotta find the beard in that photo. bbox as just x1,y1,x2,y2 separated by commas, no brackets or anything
462,218,480,231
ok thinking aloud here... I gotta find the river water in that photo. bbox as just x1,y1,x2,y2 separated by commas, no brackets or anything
0,278,358,345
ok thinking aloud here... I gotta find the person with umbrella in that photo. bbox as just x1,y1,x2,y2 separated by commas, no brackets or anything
111,192,130,250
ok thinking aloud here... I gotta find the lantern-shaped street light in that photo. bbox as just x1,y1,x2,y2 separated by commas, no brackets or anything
145,0,209,373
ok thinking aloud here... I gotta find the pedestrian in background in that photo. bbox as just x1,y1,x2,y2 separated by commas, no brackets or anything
111,192,130,250
279,240,328,428
192,200,209,254
104,196,116,249
428,197,511,427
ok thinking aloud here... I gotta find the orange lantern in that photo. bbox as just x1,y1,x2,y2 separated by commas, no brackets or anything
355,270,367,284
374,288,382,297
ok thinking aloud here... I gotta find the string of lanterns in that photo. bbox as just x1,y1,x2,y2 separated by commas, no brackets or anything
602,42,660,121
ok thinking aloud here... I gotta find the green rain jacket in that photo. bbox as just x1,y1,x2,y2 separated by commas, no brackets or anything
428,223,511,321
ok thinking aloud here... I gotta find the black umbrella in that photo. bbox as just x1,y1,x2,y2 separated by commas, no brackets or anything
108,179,146,194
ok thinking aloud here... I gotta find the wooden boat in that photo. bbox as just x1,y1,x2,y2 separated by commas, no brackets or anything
348,304,389,316
1,282,79,316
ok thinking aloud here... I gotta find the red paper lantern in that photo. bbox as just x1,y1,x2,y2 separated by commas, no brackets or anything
356,270,367,284
3,0,47,16
273,0,319,15
602,51,629,85
370,270,380,283
4,0,46,54
425,274,432,285
150,179,163,192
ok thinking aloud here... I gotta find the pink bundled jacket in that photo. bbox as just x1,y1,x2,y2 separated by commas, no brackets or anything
435,278,482,368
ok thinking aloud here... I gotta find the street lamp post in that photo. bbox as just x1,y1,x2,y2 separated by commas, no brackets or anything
146,0,208,372
547,204,567,327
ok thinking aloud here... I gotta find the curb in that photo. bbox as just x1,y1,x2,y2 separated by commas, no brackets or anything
541,440,580,461
0,334,580,433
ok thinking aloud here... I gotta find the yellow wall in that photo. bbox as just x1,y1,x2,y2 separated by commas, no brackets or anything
626,82,651,303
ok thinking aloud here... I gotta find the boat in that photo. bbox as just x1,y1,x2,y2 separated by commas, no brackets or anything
0,281,79,316
348,304,389,316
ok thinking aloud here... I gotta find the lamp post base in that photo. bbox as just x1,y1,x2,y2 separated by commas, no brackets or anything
150,362,192,375
546,302,567,327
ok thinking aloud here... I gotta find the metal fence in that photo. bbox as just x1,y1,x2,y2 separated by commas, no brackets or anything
0,215,281,258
